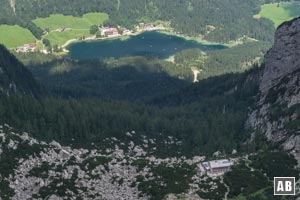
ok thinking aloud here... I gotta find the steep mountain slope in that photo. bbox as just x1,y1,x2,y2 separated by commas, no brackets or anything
260,17,300,92
0,16,300,200
28,57,189,102
248,17,300,160
0,44,41,96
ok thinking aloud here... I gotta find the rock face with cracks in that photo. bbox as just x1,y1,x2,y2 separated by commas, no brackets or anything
260,17,300,93
248,17,300,161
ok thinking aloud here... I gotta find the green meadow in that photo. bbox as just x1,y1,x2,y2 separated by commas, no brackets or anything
32,12,108,47
0,25,36,48
82,13,109,26
44,30,91,47
258,1,300,27
33,13,108,31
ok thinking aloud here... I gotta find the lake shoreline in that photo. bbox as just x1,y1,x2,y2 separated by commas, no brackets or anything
62,29,154,50
67,31,228,61
63,29,229,52
156,30,230,47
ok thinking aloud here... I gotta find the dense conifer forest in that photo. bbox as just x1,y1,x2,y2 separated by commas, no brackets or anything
0,45,42,95
0,0,276,42
0,44,262,157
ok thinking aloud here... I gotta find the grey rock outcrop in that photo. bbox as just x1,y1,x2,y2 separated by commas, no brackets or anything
0,125,210,200
248,17,300,156
260,17,300,93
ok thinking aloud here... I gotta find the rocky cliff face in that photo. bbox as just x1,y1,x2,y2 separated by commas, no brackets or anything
260,17,300,93
248,17,300,161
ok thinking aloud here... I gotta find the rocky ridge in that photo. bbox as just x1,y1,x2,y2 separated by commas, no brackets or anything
248,17,300,162
260,17,300,93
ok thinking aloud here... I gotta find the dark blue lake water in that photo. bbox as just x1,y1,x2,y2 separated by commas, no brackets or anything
68,31,227,60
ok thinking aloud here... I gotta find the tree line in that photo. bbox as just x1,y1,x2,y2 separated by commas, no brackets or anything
0,0,275,42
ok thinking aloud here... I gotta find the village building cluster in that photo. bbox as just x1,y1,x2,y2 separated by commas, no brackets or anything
15,43,37,53
138,23,166,31
123,28,133,36
14,22,167,53
101,27,120,37
100,22,165,38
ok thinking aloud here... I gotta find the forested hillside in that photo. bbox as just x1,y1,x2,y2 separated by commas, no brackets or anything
174,41,270,80
0,45,41,95
0,45,261,157
0,72,258,157
27,57,189,101
0,0,275,42
23,41,269,101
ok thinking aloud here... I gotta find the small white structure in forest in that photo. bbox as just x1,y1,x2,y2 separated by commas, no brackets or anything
197,159,234,176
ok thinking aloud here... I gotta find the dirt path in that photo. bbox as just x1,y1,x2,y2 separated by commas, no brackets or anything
192,68,202,83
221,177,230,200
9,0,16,15
224,181,230,200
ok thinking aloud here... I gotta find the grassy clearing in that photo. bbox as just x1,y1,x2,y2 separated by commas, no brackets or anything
33,14,91,30
0,25,36,48
33,12,108,31
82,12,109,25
44,29,91,46
33,12,108,47
258,2,300,27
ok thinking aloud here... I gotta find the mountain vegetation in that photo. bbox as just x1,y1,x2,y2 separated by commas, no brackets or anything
30,13,108,47
258,1,300,27
0,0,275,43
174,41,270,80
0,45,41,96
0,25,36,48
27,57,189,101
24,39,269,101
33,13,108,31
0,2,300,199
0,45,262,157
0,72,258,157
